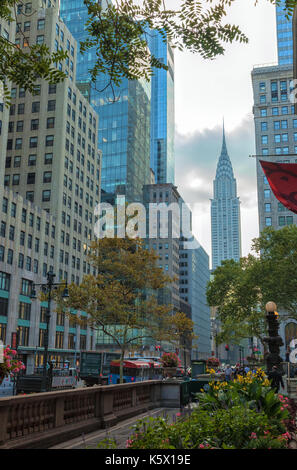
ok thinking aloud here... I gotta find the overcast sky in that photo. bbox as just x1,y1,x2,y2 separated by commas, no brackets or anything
174,0,278,262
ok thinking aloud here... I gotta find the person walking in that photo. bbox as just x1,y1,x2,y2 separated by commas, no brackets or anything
268,366,284,393
224,365,233,382
244,365,250,376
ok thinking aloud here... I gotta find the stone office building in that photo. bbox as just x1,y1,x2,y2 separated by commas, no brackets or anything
0,0,101,372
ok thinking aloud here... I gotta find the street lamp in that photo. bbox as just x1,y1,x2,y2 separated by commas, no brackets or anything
263,301,283,373
30,270,69,392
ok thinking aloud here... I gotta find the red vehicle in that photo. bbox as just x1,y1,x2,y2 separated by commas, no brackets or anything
109,359,163,384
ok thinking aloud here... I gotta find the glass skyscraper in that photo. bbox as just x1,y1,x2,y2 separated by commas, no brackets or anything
147,31,175,185
60,0,151,203
276,0,293,65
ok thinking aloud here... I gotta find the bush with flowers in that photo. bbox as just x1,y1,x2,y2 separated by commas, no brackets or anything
196,369,289,425
206,357,220,369
159,352,181,368
0,345,26,383
115,367,296,450
124,406,288,449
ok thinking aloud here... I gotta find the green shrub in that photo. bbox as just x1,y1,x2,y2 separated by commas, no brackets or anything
127,407,287,449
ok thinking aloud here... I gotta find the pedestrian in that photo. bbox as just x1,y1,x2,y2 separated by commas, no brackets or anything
268,366,284,393
244,365,250,375
224,365,233,382
233,363,240,379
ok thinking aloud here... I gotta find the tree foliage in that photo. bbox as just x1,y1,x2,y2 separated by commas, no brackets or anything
207,226,297,346
0,1,67,102
80,0,297,92
59,236,194,382
1,0,296,98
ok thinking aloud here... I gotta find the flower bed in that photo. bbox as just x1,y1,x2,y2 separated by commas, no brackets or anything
0,345,25,384
123,369,297,449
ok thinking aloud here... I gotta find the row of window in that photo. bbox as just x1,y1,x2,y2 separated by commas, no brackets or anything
6,153,53,168
7,135,55,150
265,216,294,226
10,100,56,115
261,148,297,156
1,200,54,237
261,133,297,144
259,105,294,117
8,117,55,133
264,202,288,212
261,119,297,131
11,83,56,100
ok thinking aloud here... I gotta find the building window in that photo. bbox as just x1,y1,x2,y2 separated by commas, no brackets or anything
32,101,40,113
30,137,38,148
28,154,36,166
27,173,35,184
43,171,52,183
45,135,54,146
37,18,45,30
26,191,34,202
47,117,55,129
7,249,13,265
21,278,32,296
47,100,56,111
0,272,10,291
42,190,51,202
55,331,64,349
44,153,53,165
0,298,8,317
18,326,30,346
31,119,39,130
18,253,24,269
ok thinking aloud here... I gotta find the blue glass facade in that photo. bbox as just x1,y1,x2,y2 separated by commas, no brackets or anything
276,0,293,65
147,32,175,185
60,0,151,203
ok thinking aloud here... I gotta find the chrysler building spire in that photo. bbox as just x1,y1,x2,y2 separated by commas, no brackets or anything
211,123,242,271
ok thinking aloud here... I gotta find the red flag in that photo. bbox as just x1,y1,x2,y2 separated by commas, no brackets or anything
260,160,297,214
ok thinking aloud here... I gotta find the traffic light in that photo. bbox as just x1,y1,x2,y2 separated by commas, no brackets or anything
155,345,161,351
225,344,229,351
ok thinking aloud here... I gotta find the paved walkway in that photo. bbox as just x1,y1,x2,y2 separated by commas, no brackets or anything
51,406,194,449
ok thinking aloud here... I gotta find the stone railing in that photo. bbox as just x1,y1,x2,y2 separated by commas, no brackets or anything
0,380,182,449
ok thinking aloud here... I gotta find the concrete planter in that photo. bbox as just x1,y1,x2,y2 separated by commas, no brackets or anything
163,368,177,378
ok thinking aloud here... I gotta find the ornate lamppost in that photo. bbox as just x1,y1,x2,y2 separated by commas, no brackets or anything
30,270,69,392
263,301,283,373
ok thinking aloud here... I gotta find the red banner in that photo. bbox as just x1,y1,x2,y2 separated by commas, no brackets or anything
260,160,297,214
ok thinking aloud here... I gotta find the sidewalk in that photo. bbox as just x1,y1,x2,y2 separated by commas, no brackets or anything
50,407,190,449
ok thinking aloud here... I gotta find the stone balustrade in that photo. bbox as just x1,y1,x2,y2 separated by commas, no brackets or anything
0,380,182,449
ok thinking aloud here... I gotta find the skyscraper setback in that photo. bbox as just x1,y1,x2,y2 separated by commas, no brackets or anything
211,125,242,271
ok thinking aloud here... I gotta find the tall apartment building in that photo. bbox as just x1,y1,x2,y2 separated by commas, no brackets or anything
251,63,297,357
142,184,211,361
252,64,297,233
60,0,151,204
211,126,242,271
179,239,211,361
0,0,101,371
143,183,181,312
147,31,175,185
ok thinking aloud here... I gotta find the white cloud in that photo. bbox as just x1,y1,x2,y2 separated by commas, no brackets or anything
174,0,278,261
175,115,259,261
